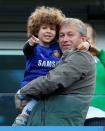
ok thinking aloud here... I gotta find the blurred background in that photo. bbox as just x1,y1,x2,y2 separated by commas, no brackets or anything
0,0,105,125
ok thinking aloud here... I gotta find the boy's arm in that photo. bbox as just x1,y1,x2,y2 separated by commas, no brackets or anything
23,36,40,57
23,42,34,57
89,45,99,56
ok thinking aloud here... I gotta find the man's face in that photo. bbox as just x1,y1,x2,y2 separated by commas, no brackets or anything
59,23,85,53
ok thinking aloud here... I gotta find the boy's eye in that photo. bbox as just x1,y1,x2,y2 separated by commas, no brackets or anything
42,26,47,29
50,27,56,30
41,25,56,31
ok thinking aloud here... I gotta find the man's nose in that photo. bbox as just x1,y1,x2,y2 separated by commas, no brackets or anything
63,35,69,41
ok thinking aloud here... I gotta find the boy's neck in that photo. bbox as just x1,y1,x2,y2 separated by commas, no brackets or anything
39,42,50,47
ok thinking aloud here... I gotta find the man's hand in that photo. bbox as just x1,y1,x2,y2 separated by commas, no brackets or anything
28,35,40,46
15,90,29,110
15,94,28,110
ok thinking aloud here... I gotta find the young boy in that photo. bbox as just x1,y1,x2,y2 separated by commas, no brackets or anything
13,6,65,126
13,7,90,126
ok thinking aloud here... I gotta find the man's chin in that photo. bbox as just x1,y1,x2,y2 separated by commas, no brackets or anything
62,47,75,53
63,47,71,51
62,49,70,53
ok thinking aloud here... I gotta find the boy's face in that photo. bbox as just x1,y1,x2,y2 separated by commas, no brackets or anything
59,23,86,53
38,24,56,45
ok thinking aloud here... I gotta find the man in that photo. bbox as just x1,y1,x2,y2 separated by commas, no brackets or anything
17,18,96,125
85,23,105,126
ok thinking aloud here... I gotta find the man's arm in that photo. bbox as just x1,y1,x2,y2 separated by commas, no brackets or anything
20,51,90,97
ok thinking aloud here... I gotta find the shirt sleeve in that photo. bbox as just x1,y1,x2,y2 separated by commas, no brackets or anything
23,42,34,57
97,49,105,67
20,52,90,97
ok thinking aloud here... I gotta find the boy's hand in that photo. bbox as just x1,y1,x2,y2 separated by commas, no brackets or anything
89,45,100,56
77,41,90,51
28,35,40,46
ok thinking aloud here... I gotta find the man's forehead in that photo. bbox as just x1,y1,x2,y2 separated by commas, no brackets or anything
60,24,78,32
61,23,73,27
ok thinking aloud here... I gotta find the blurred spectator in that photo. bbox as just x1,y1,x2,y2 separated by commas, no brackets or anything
85,23,105,126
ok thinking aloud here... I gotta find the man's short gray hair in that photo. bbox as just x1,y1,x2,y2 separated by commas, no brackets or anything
60,18,87,36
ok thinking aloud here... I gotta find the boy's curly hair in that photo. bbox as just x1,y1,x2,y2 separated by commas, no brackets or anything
27,6,65,39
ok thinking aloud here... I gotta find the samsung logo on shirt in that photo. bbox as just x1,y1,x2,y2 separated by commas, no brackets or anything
38,60,57,67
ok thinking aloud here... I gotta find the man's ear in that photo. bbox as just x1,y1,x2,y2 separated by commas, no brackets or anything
93,39,96,46
81,36,87,42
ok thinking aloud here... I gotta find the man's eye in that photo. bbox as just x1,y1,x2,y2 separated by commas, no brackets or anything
59,34,64,37
68,33,73,36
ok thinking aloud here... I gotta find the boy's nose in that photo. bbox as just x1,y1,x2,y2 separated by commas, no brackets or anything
46,28,51,32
